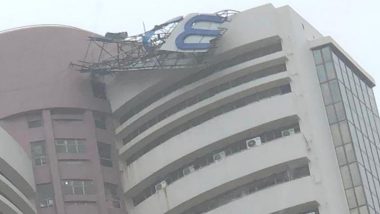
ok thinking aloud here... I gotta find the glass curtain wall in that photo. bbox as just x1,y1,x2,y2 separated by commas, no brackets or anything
313,46,380,214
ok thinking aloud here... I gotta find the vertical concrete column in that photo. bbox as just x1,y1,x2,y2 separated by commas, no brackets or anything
83,110,108,214
42,110,66,214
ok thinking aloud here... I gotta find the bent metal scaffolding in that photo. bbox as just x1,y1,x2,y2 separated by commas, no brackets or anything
71,10,239,76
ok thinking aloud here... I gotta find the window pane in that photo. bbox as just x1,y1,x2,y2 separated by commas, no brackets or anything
37,183,54,208
104,183,120,208
325,62,336,80
345,144,356,163
349,163,361,186
341,165,353,188
98,142,113,167
31,141,46,156
321,82,332,105
55,139,85,154
340,122,351,144
55,144,67,153
78,141,86,153
346,188,358,209
322,46,332,62
317,64,327,82
67,141,78,153
354,186,366,206
326,105,337,124
329,80,342,103
28,120,43,128
331,124,343,146
335,102,346,121
94,112,107,129
313,50,323,64
336,146,347,166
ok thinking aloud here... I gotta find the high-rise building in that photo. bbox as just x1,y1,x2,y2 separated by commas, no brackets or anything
0,26,125,214
0,127,36,214
104,4,380,214
1,3,379,214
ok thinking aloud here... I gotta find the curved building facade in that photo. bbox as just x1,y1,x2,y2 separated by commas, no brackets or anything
106,4,380,214
0,127,36,214
1,3,379,214
0,26,125,214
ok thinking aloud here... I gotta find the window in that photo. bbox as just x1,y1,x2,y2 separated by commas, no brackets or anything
62,180,96,195
31,141,47,166
37,183,54,208
125,84,292,164
94,112,106,129
133,123,300,206
104,183,121,208
51,108,84,121
98,142,113,167
181,162,310,214
27,113,43,128
55,139,85,153
292,165,311,179
91,81,107,99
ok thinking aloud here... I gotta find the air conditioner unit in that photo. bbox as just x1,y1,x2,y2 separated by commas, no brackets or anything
47,199,54,206
183,165,195,176
281,128,295,137
246,137,262,148
155,180,167,192
40,199,54,208
213,151,226,162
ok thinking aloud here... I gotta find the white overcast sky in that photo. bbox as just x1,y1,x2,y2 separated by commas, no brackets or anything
1,0,379,100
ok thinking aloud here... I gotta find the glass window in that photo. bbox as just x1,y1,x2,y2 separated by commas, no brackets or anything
359,206,369,214
94,112,107,129
340,61,350,88
341,165,353,188
313,50,323,64
329,80,342,103
321,82,333,105
326,105,337,124
335,102,346,122
55,139,85,153
293,165,310,179
98,142,113,167
331,124,343,146
340,122,352,144
350,208,359,214
349,163,362,186
346,188,358,209
104,183,121,208
62,180,96,195
368,88,378,114
28,120,43,128
51,109,84,121
355,186,366,206
317,65,327,82
321,46,332,62
325,62,336,80
336,146,347,166
346,68,357,94
27,113,43,128
31,141,47,166
334,59,343,82
37,183,54,208
362,82,371,108
91,81,107,99
345,144,356,163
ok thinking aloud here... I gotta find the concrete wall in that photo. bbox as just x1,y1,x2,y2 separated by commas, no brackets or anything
106,4,369,214
0,127,36,214
0,26,125,214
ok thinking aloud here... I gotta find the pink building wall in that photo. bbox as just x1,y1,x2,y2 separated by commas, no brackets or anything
0,26,125,214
